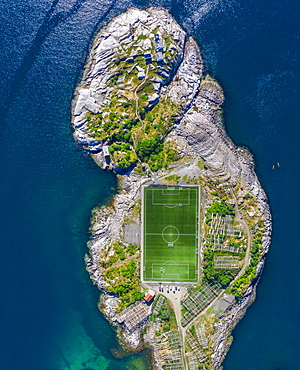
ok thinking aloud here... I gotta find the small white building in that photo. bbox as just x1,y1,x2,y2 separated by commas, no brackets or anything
103,145,110,157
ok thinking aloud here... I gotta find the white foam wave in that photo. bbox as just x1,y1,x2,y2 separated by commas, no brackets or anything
179,0,237,32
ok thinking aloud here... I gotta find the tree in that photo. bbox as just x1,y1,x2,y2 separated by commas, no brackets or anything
207,200,235,216
136,136,163,162
219,274,233,286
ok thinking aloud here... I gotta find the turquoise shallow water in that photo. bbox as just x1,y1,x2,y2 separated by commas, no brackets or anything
0,0,299,369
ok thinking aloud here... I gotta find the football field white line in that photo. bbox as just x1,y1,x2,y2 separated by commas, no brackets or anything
162,188,180,195
157,274,180,279
145,233,197,236
150,188,192,206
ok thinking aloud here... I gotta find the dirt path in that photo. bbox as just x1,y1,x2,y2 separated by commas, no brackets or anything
127,66,156,178
142,283,188,369
167,290,188,370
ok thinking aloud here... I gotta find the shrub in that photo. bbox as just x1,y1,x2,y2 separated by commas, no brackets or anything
109,112,117,121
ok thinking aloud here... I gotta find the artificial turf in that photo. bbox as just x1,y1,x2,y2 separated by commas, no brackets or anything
142,186,199,282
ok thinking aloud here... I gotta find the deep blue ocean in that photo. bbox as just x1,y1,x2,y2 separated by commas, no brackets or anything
0,1,299,369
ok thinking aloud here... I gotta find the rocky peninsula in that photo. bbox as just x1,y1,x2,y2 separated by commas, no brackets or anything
72,7,271,370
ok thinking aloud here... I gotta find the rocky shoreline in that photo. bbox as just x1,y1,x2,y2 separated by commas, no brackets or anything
72,7,271,369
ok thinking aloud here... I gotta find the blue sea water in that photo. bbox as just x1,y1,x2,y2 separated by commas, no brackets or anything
0,1,299,369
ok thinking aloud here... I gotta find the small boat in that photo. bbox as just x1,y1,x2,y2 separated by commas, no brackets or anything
277,162,280,167
272,165,275,169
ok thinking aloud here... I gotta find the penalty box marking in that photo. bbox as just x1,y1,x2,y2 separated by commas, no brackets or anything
160,274,180,279
151,188,192,206
151,263,190,279
163,187,181,195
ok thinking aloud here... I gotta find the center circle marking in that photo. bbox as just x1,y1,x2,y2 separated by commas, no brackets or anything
162,225,179,243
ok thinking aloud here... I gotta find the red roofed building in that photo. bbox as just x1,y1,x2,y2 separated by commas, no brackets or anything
144,289,155,303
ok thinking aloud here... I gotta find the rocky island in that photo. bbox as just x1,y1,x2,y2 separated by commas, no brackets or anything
72,7,271,370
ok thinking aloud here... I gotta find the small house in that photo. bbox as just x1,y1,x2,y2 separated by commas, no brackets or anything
144,289,155,303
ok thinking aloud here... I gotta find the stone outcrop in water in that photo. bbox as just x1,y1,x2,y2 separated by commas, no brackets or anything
72,7,271,370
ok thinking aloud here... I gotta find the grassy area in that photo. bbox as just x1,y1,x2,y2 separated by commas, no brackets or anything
143,186,199,282
182,175,200,185
101,241,143,309
163,174,181,184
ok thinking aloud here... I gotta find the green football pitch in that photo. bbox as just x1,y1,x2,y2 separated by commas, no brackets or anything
142,186,199,282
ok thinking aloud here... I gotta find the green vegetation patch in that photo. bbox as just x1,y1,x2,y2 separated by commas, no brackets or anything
206,200,235,219
202,249,239,286
152,298,177,333
84,32,183,170
164,174,181,184
229,233,263,298
101,241,143,309
143,186,199,282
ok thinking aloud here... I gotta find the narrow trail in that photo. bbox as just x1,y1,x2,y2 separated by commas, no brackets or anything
170,293,188,370
132,65,150,143
179,326,188,370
